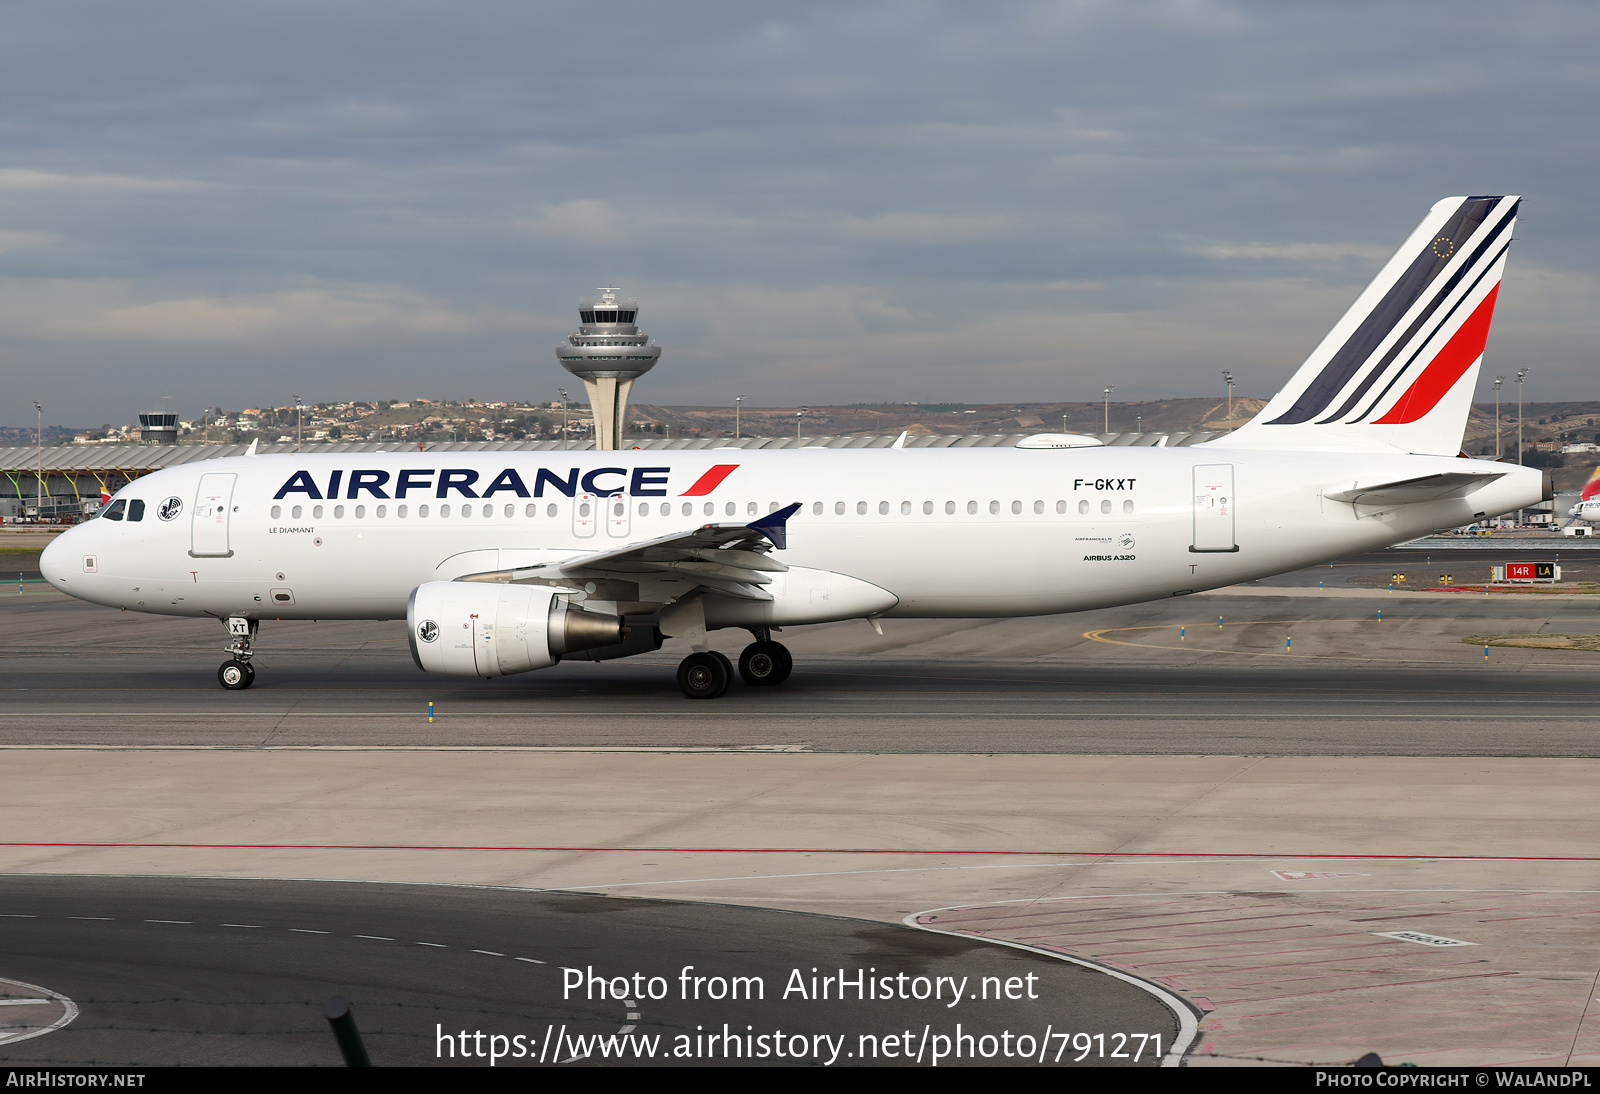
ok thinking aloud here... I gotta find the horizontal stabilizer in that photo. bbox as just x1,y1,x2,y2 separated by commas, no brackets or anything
1323,470,1504,507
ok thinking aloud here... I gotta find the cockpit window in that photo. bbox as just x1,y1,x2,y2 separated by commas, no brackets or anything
127,499,146,522
101,500,126,521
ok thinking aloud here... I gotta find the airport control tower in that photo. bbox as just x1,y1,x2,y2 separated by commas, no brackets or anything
556,286,662,450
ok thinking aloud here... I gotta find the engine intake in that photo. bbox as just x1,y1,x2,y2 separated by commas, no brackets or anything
407,581,623,678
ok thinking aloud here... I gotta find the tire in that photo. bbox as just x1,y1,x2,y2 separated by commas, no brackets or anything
738,641,793,686
677,652,731,699
218,659,255,690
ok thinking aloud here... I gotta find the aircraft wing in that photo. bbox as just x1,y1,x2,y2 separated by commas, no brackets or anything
1323,471,1505,507
458,502,801,602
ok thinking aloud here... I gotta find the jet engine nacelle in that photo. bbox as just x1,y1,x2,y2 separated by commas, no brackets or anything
407,581,623,678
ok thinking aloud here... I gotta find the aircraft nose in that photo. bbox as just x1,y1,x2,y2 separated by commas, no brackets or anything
39,524,84,589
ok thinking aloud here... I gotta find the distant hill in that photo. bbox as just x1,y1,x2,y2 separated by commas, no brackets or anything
629,398,1265,438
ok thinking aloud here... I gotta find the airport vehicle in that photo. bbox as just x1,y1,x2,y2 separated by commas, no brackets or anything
1568,466,1600,523
41,195,1548,698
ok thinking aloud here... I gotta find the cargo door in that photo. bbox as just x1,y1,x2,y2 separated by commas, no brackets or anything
190,473,236,557
571,493,597,538
1191,464,1237,553
606,493,632,538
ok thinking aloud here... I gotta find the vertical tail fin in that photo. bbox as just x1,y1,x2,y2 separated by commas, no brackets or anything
1581,465,1600,503
1221,195,1519,454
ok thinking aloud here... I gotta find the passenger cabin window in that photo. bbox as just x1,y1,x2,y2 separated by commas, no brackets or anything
101,500,126,521
271,505,281,520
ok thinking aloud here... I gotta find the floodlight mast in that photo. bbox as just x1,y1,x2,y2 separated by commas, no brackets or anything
1515,368,1529,465
33,401,43,513
1493,375,1505,459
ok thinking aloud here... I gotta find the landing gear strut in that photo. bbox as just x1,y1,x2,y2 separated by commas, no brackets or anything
218,616,258,690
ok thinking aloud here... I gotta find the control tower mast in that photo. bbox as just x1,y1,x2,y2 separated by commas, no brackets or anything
556,286,661,450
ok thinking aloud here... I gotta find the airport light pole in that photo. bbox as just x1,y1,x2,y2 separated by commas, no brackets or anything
796,407,807,444
558,387,570,452
293,393,303,453
735,394,744,441
1136,415,1143,435
1221,370,1234,424
1493,375,1505,458
1102,386,1115,434
33,401,43,516
1515,368,1529,465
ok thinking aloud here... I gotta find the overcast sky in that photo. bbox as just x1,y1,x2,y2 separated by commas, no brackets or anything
3,1,1599,425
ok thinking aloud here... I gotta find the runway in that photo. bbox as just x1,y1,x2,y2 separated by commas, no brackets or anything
5,548,1600,754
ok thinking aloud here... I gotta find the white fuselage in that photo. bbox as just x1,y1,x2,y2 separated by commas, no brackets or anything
41,446,1543,625
1571,499,1600,523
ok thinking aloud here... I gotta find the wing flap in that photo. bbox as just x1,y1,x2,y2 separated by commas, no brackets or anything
451,502,801,603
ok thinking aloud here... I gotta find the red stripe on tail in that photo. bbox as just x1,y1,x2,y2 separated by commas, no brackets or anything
1372,285,1500,425
680,463,740,496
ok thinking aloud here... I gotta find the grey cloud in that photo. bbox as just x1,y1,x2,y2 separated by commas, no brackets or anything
1,1,1598,421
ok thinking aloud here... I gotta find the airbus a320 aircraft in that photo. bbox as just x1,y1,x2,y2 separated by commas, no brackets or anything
42,195,1547,698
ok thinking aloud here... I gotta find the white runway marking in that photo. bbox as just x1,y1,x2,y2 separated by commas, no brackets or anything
0,977,78,1047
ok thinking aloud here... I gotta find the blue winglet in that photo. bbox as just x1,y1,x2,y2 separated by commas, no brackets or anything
746,502,802,550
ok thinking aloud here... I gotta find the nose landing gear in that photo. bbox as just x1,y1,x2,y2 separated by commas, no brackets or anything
218,616,258,690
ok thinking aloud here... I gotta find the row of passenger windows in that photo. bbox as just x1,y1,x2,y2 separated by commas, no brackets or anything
268,498,1135,521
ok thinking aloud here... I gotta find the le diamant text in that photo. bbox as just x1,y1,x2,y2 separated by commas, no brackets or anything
565,965,1039,1006
270,467,1141,502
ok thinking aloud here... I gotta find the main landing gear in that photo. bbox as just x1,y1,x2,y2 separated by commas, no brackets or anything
218,616,258,690
675,628,793,699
